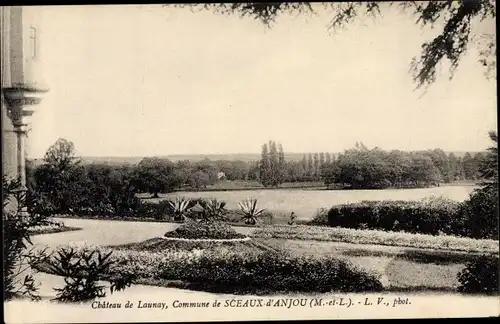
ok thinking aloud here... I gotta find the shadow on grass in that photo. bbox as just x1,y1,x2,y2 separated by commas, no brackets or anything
384,286,459,293
385,286,500,296
30,226,83,236
136,277,384,296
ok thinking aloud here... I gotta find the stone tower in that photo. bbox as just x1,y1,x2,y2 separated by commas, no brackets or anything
1,6,48,212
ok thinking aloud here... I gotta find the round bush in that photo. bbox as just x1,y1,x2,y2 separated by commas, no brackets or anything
457,255,499,294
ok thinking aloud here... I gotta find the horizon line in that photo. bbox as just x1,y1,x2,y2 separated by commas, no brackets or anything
28,149,485,160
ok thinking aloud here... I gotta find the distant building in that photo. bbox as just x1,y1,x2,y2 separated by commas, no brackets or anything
217,172,226,180
1,6,48,211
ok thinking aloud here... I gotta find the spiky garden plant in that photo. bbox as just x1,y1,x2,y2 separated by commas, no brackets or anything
168,197,192,222
238,198,266,225
198,199,227,223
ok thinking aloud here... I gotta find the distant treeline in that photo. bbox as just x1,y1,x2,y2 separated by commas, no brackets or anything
259,141,486,189
27,138,487,204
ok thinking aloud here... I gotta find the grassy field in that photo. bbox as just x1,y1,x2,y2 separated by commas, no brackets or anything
151,185,476,219
184,180,326,191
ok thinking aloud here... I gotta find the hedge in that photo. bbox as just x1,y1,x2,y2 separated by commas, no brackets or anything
311,192,498,240
315,197,465,236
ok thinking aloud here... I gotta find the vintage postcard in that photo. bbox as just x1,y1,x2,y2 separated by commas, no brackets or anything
2,2,498,323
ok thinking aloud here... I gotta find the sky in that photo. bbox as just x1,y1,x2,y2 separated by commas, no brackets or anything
26,4,497,158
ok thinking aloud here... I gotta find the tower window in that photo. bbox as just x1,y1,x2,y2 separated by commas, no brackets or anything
29,26,37,59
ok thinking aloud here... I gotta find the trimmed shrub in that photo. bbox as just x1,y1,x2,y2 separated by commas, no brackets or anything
457,255,499,294
164,219,246,240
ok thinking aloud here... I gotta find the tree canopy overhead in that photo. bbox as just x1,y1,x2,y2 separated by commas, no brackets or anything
178,1,496,89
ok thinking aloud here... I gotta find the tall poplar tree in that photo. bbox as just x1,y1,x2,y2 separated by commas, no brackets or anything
325,152,332,165
259,143,270,186
313,153,320,179
307,153,314,178
269,141,279,186
278,143,285,185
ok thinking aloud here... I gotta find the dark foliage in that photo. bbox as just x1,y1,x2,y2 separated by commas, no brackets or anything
158,250,384,294
325,198,463,236
3,177,52,301
135,200,173,221
459,185,499,240
44,247,136,302
193,198,228,223
457,254,499,294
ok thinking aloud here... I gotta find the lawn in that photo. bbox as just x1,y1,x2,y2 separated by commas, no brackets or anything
259,238,473,292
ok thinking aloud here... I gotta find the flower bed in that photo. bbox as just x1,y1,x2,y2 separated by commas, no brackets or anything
37,243,383,295
30,225,82,236
161,236,251,242
164,220,247,240
251,225,499,254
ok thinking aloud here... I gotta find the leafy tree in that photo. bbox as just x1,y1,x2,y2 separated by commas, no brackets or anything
44,138,80,171
30,138,83,214
188,1,496,89
479,131,498,187
408,153,441,186
424,149,452,183
322,160,338,189
448,152,460,181
187,170,211,190
460,131,498,240
463,152,480,180
135,158,183,197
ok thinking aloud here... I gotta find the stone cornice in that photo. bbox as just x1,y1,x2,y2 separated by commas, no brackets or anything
1,83,49,126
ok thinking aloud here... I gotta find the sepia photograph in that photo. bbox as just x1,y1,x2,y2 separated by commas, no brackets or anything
1,2,498,323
